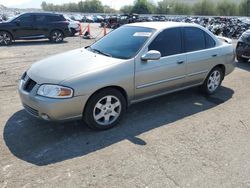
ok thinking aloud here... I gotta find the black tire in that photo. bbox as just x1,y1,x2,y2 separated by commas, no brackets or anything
237,55,249,63
49,30,64,43
0,31,12,45
83,88,126,130
201,67,224,95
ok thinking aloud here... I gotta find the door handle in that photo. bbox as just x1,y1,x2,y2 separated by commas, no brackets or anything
212,54,218,57
177,61,184,64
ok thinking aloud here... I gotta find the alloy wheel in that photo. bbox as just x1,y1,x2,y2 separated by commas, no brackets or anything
207,70,221,92
93,95,121,126
0,32,11,45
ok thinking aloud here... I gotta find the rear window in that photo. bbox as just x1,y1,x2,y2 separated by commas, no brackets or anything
205,32,216,48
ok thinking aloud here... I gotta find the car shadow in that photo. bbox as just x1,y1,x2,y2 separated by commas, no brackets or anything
3,86,234,166
9,40,68,47
237,60,250,72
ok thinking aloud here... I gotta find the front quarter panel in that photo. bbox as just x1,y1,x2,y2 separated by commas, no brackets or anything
61,59,135,103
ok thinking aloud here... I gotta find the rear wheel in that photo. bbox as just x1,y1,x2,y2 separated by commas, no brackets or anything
237,55,249,63
0,31,12,45
83,88,126,130
50,30,64,43
201,67,223,95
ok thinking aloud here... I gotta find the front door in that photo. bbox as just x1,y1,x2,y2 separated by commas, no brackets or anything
135,27,187,100
13,14,35,39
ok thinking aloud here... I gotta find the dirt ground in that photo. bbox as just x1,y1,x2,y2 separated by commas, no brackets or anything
1,24,250,188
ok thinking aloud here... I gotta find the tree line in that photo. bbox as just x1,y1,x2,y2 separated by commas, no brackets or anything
41,0,250,16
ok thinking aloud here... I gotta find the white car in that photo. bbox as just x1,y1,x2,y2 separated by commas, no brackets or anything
65,16,80,36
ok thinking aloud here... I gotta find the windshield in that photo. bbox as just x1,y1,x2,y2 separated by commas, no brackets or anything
6,15,19,22
90,26,155,59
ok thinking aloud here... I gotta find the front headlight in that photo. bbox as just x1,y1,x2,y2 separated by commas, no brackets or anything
37,84,73,99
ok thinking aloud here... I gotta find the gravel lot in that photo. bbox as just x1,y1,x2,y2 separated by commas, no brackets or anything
1,24,250,188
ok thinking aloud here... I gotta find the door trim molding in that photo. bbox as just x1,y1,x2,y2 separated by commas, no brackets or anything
136,75,185,89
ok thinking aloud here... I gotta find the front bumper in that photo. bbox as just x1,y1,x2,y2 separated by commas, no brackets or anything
18,79,87,121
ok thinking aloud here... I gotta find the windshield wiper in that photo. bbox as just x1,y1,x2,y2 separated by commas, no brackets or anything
88,46,112,57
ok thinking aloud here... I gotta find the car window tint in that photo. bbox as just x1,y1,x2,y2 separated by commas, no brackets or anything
35,15,46,23
149,28,182,57
46,15,65,22
183,27,205,52
204,32,216,48
18,15,33,23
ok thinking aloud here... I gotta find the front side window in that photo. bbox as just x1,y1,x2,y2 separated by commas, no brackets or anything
183,27,206,52
18,15,34,23
90,26,155,59
149,28,182,57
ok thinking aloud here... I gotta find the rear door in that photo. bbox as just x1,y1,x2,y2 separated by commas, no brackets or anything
13,14,35,39
34,15,49,37
183,27,219,86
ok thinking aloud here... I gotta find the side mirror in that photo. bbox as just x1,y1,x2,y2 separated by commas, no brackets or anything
14,20,20,26
141,50,161,61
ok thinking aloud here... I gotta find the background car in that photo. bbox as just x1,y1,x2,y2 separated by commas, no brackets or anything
236,30,250,62
65,16,80,36
0,12,70,45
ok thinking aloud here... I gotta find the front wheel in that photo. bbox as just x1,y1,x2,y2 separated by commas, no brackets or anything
201,67,223,95
50,30,64,43
0,31,12,45
83,88,126,130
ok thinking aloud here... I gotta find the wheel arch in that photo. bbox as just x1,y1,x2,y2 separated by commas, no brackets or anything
83,85,129,115
0,30,13,39
213,64,226,80
50,29,65,37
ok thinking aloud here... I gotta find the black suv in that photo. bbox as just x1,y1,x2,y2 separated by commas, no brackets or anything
0,12,70,45
236,30,250,63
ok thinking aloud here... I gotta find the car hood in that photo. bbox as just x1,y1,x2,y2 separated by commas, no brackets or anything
27,48,123,85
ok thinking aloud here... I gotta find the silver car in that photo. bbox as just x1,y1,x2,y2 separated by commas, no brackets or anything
19,22,235,130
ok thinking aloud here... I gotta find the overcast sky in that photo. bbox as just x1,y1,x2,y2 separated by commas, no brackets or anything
0,0,158,9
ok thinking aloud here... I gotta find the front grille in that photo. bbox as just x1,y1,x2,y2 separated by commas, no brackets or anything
23,104,39,117
23,78,37,92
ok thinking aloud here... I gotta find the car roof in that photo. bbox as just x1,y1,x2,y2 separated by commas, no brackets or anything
127,21,201,30
21,12,63,16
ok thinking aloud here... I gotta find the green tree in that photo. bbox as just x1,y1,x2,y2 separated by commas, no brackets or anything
83,0,104,13
120,5,134,13
217,0,238,16
238,0,250,16
193,0,216,15
132,0,156,14
157,0,171,14
171,2,192,15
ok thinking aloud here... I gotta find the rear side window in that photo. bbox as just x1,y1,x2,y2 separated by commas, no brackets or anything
46,15,65,22
149,28,182,57
183,27,205,52
35,15,46,23
205,32,216,48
